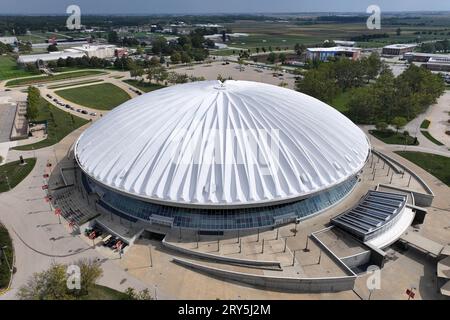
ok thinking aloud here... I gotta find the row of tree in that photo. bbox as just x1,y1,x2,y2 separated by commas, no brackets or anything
17,259,151,300
347,64,445,124
296,52,383,103
26,86,40,121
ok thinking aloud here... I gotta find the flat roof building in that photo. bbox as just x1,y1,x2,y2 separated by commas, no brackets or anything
0,36,18,46
382,44,417,56
17,51,86,64
306,46,362,62
334,40,356,47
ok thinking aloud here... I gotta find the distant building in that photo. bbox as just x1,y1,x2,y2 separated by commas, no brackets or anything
402,52,450,72
67,44,117,59
403,52,450,63
382,44,417,56
214,43,228,49
334,40,356,47
0,36,18,46
17,51,86,64
306,46,361,62
115,47,128,58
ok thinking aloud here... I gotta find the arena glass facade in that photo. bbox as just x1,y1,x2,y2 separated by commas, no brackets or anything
82,173,359,231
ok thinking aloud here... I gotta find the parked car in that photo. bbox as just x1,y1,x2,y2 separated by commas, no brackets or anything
89,112,97,116
76,109,82,113
81,110,88,114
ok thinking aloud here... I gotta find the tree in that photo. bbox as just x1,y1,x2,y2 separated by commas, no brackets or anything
180,51,191,64
267,52,277,64
347,86,377,124
107,31,119,44
17,259,102,300
26,86,40,121
170,52,181,64
47,44,58,52
124,288,153,300
278,53,287,64
391,116,407,133
396,28,402,36
375,121,388,132
296,65,338,103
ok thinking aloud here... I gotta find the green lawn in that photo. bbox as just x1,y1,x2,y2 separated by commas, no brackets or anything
395,151,450,186
48,79,104,90
0,224,13,289
420,119,430,129
0,56,37,81
370,130,419,146
13,98,88,151
5,70,107,87
81,285,130,300
124,79,165,93
0,158,36,192
56,83,130,110
421,130,444,146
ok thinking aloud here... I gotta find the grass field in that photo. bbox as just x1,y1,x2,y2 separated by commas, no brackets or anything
0,158,36,192
421,130,444,146
48,79,104,89
13,98,88,151
0,56,37,81
81,285,130,300
420,119,431,129
124,79,165,93
395,151,450,186
55,83,130,110
370,130,419,146
0,224,13,289
5,70,107,87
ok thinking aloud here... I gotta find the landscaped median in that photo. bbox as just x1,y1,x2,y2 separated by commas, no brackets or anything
369,129,419,146
123,79,166,93
421,130,444,146
0,158,36,192
55,83,131,110
395,151,450,186
5,70,107,87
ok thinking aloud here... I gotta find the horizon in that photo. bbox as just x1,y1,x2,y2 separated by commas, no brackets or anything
2,0,450,15
1,10,450,16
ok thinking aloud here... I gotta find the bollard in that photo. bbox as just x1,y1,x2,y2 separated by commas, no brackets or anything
283,237,287,253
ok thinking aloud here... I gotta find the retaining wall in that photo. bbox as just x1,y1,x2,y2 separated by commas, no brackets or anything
173,257,356,293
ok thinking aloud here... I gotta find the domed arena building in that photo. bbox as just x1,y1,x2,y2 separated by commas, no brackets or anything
73,80,371,232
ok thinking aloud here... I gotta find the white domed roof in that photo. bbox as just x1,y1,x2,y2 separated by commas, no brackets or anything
75,80,370,208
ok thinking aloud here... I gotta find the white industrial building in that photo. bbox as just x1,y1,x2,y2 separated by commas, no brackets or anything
0,36,18,46
17,51,86,64
17,44,118,64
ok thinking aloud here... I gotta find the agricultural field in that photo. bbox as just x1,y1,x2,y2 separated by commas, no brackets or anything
55,83,130,110
222,19,450,51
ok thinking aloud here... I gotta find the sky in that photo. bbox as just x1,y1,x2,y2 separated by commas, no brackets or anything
1,0,450,15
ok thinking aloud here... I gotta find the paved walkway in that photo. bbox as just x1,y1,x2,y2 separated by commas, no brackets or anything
0,126,162,300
